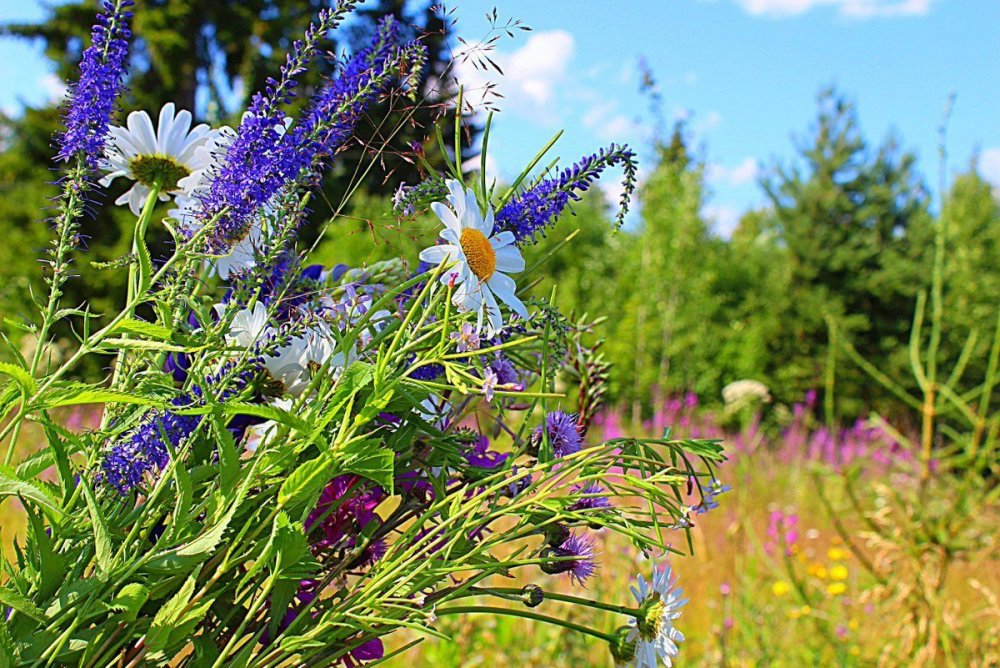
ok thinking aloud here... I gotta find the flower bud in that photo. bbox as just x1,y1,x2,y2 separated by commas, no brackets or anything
520,584,544,608
608,626,637,666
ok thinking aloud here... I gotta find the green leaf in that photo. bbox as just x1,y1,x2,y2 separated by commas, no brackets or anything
0,466,62,519
0,362,36,395
210,412,239,494
0,586,45,622
221,402,308,432
175,500,238,559
108,583,149,622
134,217,154,296
109,317,174,341
78,477,113,577
98,337,191,353
337,440,394,492
145,575,196,652
25,509,65,601
36,382,164,410
278,455,331,510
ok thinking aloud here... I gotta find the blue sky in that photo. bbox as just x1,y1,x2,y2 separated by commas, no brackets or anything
2,0,998,234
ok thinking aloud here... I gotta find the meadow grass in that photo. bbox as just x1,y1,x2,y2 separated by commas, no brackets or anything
4,403,997,666
386,425,1000,667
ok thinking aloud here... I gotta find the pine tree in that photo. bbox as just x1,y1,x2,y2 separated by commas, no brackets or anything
763,88,933,413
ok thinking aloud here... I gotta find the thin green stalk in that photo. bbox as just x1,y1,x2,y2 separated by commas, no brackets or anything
433,605,615,642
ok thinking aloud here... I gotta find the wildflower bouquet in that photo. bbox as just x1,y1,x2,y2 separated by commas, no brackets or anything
0,2,724,666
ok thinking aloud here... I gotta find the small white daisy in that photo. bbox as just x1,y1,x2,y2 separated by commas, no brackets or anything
418,180,527,337
220,302,271,349
626,562,688,668
101,103,218,215
218,302,310,398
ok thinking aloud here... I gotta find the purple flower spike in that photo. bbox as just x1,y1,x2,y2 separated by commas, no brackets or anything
56,0,134,171
496,144,638,245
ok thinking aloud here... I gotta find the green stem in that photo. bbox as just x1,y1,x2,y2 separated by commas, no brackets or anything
474,586,639,617
433,605,615,642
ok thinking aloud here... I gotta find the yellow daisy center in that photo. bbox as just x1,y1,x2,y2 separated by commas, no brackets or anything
130,154,191,191
460,228,496,281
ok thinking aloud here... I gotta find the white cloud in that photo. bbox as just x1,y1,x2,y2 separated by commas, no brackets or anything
455,30,575,120
707,157,760,186
40,73,67,104
981,148,1000,189
462,151,502,187
582,100,640,142
733,0,934,18
704,204,744,238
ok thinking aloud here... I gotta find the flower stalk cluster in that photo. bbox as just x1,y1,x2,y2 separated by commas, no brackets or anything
0,4,724,668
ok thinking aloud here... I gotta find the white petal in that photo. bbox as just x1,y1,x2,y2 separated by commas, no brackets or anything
490,230,516,249
478,205,495,237
493,245,525,273
419,244,459,264
156,103,177,153
166,109,193,153
431,201,462,237
128,185,149,215
489,273,528,319
126,110,157,154
482,286,503,336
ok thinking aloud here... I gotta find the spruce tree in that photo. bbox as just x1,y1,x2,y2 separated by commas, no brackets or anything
763,88,932,413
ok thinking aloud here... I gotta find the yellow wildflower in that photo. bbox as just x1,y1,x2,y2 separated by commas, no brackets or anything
772,581,791,597
830,565,849,581
828,547,849,561
827,582,847,596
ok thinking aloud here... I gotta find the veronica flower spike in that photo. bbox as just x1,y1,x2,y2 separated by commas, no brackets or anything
101,103,219,214
419,180,527,336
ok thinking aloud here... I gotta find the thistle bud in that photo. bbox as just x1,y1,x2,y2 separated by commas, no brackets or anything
520,584,544,608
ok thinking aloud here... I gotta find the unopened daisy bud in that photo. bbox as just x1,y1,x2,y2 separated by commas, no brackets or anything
520,584,544,608
608,626,637,667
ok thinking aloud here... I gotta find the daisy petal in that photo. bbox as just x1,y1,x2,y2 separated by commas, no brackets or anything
494,246,525,273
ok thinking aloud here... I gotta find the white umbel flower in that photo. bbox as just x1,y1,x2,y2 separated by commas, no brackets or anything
626,562,688,668
418,180,527,337
101,103,218,214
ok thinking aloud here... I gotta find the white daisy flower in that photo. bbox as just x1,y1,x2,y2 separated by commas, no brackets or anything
101,103,218,215
418,180,527,337
220,302,271,349
217,302,310,398
625,562,688,668
167,124,274,281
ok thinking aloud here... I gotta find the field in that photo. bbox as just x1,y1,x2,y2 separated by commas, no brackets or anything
386,400,1000,667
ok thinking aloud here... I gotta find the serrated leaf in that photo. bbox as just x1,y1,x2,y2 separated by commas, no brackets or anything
78,477,112,577
175,500,238,558
209,412,239,494
221,402,309,432
0,362,36,395
98,337,191,353
337,441,394,492
36,382,164,410
278,455,331,510
145,575,196,652
25,508,64,600
109,583,149,622
109,317,174,341
0,466,62,519
0,586,45,622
